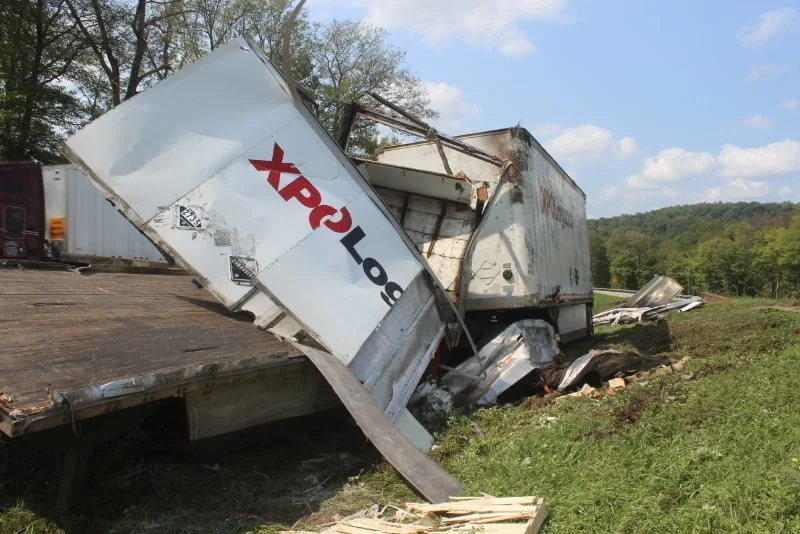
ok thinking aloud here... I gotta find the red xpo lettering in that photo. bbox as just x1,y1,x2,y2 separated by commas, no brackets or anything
249,143,403,307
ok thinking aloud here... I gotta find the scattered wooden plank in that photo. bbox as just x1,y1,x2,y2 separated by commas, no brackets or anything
471,513,533,524
407,503,538,514
524,499,548,534
295,495,548,534
343,517,431,533
435,524,528,534
441,496,537,505
440,512,532,524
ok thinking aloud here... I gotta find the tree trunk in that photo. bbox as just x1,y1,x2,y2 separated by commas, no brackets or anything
125,0,147,100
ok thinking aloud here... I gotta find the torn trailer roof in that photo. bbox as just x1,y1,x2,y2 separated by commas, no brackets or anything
0,266,340,439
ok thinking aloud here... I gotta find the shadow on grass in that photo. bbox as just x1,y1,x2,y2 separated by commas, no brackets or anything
562,319,674,361
0,404,380,533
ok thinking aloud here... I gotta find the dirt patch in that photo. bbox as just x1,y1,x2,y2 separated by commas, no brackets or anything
701,292,731,304
613,387,664,425
519,394,557,411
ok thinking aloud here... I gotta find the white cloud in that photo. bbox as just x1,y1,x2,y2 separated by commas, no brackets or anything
701,179,770,202
718,139,800,178
615,136,639,159
744,113,774,130
329,0,570,57
745,64,791,82
626,147,717,188
422,81,481,133
779,186,793,196
547,125,613,160
542,125,637,161
737,8,797,46
779,98,798,110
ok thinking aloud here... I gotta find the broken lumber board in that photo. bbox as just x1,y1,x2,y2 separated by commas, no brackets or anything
440,512,532,524
329,518,431,534
406,496,541,514
296,496,548,534
294,342,462,503
523,500,548,534
409,496,548,533
447,496,536,503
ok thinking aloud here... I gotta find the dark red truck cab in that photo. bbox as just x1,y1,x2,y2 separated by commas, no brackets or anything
0,162,44,260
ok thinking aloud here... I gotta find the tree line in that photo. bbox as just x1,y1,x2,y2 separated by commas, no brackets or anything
589,202,800,299
0,0,432,162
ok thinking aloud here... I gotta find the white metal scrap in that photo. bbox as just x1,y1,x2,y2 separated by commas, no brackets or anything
592,296,705,326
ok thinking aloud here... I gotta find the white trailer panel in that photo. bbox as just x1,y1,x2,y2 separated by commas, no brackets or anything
42,165,167,262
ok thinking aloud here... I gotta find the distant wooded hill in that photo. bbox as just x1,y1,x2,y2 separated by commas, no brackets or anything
588,202,800,298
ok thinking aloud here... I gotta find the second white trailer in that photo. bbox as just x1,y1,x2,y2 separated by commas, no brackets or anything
357,127,593,342
42,165,168,263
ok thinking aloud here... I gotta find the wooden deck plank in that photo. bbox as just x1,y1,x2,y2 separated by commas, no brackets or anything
0,268,299,415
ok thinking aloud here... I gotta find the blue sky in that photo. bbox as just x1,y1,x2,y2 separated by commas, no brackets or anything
307,0,799,218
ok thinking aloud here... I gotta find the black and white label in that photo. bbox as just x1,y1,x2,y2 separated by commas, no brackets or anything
175,205,203,229
229,255,257,285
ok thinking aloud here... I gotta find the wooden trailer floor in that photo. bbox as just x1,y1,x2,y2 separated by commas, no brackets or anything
0,267,300,426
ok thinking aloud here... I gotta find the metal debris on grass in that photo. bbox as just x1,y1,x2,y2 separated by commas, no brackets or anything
441,320,559,405
592,296,704,326
593,275,705,327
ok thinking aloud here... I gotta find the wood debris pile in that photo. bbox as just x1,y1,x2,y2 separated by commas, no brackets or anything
285,495,547,534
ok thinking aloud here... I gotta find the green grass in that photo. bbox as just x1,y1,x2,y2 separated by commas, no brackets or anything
2,301,800,533
305,302,800,533
0,503,62,533
592,292,626,313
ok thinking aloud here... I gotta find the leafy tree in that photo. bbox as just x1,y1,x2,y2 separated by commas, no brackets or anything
588,230,610,287
607,229,656,288
178,0,314,82
308,19,433,155
589,202,799,298
63,0,185,106
0,0,87,161
754,213,800,298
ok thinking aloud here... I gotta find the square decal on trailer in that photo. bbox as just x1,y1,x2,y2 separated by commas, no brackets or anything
229,255,257,285
175,205,204,229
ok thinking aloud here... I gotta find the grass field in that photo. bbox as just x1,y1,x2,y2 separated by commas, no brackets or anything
2,297,800,533
591,292,626,313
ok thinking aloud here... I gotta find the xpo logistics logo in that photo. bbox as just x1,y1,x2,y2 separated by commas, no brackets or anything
249,143,404,308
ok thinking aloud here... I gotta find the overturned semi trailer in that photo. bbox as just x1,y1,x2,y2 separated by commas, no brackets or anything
351,127,593,344
62,36,465,502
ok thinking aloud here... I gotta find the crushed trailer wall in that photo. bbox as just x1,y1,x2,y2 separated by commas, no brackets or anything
374,129,592,313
